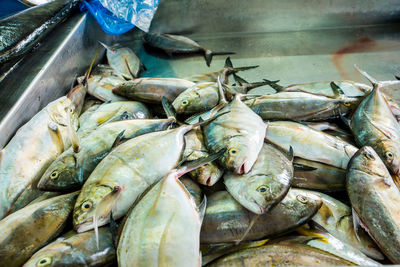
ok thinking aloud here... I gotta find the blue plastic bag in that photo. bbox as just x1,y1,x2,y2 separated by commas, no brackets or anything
81,0,160,35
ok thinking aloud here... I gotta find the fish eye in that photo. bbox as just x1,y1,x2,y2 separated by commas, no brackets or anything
182,100,189,106
50,171,59,180
229,148,237,155
343,101,351,107
386,152,394,160
81,201,92,211
37,257,52,266
296,195,308,204
257,185,268,193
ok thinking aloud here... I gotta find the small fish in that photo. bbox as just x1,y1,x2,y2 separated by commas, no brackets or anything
224,143,293,214
143,33,234,66
0,192,78,266
23,227,115,267
200,189,321,244
347,146,400,263
99,42,145,79
112,78,196,104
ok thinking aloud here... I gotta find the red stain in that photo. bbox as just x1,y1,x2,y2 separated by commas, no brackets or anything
332,37,378,80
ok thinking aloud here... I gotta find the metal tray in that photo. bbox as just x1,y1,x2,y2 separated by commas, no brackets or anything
1,0,400,148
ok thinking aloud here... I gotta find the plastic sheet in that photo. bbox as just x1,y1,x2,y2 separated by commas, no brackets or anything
81,0,160,35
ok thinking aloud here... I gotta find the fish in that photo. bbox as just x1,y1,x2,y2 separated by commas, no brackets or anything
203,93,266,174
181,175,203,207
81,99,102,114
207,236,354,266
100,42,145,79
38,117,175,191
347,146,400,263
143,33,234,66
87,75,129,102
224,143,293,214
73,111,225,232
23,227,115,267
289,228,380,266
305,190,383,259
0,94,81,219
184,57,258,83
0,192,78,266
78,101,151,137
348,66,400,174
265,121,358,169
0,0,79,64
293,158,346,192
112,78,196,104
183,127,224,186
117,152,223,267
200,189,322,244
244,84,360,121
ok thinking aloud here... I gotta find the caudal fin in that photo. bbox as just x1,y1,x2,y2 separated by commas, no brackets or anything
204,50,235,67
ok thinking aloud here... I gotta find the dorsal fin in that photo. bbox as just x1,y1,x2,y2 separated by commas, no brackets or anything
354,65,400,90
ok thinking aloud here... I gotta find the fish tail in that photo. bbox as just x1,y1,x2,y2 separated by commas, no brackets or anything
204,50,235,67
262,79,283,91
233,73,248,86
176,149,226,177
224,57,233,68
355,64,400,89
330,82,345,98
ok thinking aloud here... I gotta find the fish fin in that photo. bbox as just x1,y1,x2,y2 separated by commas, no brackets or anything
124,58,135,79
330,81,345,97
224,57,233,68
177,149,226,177
111,130,125,149
93,186,123,249
190,110,230,129
48,122,64,152
109,211,119,249
263,79,284,91
161,96,177,122
233,73,248,86
235,214,260,245
244,80,271,91
83,47,101,87
352,207,365,242
204,50,235,67
363,110,396,139
354,64,400,89
198,195,207,223
66,107,80,153
217,75,228,104
395,75,400,80
295,224,329,243
293,162,318,171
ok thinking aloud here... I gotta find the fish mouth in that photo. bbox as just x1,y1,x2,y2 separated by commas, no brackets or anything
236,159,248,175
75,220,93,233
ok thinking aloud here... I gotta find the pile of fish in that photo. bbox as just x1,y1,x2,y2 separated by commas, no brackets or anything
2,34,400,267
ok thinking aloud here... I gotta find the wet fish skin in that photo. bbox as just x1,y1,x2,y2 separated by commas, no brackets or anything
347,146,400,263
181,176,203,207
265,121,358,169
200,189,321,244
87,75,129,102
224,143,293,214
105,44,144,79
23,227,115,267
203,95,266,174
0,192,78,267
0,96,79,219
208,238,354,266
112,78,195,104
38,118,174,191
293,158,346,192
305,190,383,259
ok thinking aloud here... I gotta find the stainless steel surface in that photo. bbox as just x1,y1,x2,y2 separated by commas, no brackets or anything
0,12,113,148
1,0,400,148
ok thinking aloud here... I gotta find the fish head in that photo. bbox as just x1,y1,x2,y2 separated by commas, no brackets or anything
172,91,197,115
375,139,400,175
222,138,259,175
289,189,322,214
73,185,112,233
37,154,79,191
190,162,224,186
23,242,80,267
349,146,388,176
339,97,362,113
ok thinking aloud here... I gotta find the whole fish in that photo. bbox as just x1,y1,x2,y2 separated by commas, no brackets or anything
73,114,222,232
78,101,151,137
181,175,203,207
184,127,224,186
306,190,383,259
208,238,354,266
200,189,321,243
203,94,266,174
293,158,346,192
100,42,145,79
347,146,400,263
184,57,258,83
349,67,400,174
23,227,115,267
87,75,129,102
265,121,358,169
112,78,195,104
224,143,293,214
244,85,359,121
0,94,81,219
38,118,174,191
143,33,233,66
0,192,78,267
117,153,222,267
0,0,79,64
